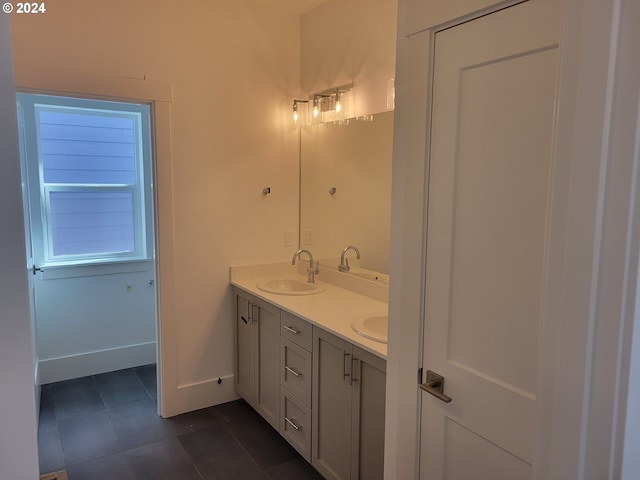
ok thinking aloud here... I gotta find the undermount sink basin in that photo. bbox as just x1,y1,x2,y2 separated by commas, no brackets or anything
351,314,388,344
257,278,326,296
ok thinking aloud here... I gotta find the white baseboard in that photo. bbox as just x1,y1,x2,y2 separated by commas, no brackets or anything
38,342,156,384
161,374,240,418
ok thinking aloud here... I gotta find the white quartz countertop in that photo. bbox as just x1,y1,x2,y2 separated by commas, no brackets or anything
230,263,388,359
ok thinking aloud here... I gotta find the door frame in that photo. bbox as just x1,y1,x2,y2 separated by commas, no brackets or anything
13,65,177,418
386,0,640,478
18,92,158,385
0,15,40,478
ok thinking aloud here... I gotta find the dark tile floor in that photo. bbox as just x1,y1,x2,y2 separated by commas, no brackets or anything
38,365,323,480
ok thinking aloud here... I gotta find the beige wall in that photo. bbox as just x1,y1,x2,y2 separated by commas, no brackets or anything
301,0,397,116
11,0,301,414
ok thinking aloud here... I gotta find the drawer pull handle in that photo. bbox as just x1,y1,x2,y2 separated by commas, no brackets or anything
285,365,301,377
285,416,301,431
283,325,300,334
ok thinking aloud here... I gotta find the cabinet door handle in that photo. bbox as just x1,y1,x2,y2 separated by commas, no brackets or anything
344,352,351,382
285,365,301,377
285,416,301,431
283,325,300,334
241,315,249,325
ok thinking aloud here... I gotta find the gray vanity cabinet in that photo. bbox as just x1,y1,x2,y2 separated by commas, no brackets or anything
312,328,386,480
233,286,386,478
233,288,280,430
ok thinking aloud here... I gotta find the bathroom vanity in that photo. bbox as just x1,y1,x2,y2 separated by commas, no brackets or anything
230,263,387,480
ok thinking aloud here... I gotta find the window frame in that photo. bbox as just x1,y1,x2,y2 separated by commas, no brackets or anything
18,94,154,267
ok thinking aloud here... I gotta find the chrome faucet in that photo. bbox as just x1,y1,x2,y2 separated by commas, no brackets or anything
339,245,361,272
291,249,320,283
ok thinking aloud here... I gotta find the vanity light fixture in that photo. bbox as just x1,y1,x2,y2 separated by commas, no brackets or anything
291,84,352,126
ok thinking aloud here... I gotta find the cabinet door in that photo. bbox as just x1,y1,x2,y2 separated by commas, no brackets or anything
351,347,386,480
255,298,280,429
312,328,353,480
234,293,255,402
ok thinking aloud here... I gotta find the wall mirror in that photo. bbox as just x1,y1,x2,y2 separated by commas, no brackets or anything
299,111,393,278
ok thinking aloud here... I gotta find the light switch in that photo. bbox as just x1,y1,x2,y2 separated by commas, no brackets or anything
305,230,314,245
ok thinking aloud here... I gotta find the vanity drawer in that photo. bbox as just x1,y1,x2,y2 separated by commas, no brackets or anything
280,387,311,462
281,338,312,406
281,311,312,351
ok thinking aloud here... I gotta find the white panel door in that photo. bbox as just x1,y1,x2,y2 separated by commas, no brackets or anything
420,1,559,478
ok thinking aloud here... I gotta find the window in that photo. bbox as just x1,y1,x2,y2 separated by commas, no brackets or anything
18,94,153,266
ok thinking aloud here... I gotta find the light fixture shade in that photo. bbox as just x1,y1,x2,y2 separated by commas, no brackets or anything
292,99,309,126
330,88,353,122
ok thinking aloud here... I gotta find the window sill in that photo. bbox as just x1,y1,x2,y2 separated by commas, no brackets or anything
39,258,154,280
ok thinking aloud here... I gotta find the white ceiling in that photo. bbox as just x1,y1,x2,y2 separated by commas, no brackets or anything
254,0,330,16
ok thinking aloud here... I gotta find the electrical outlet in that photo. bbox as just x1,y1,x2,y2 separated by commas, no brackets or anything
284,230,294,246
